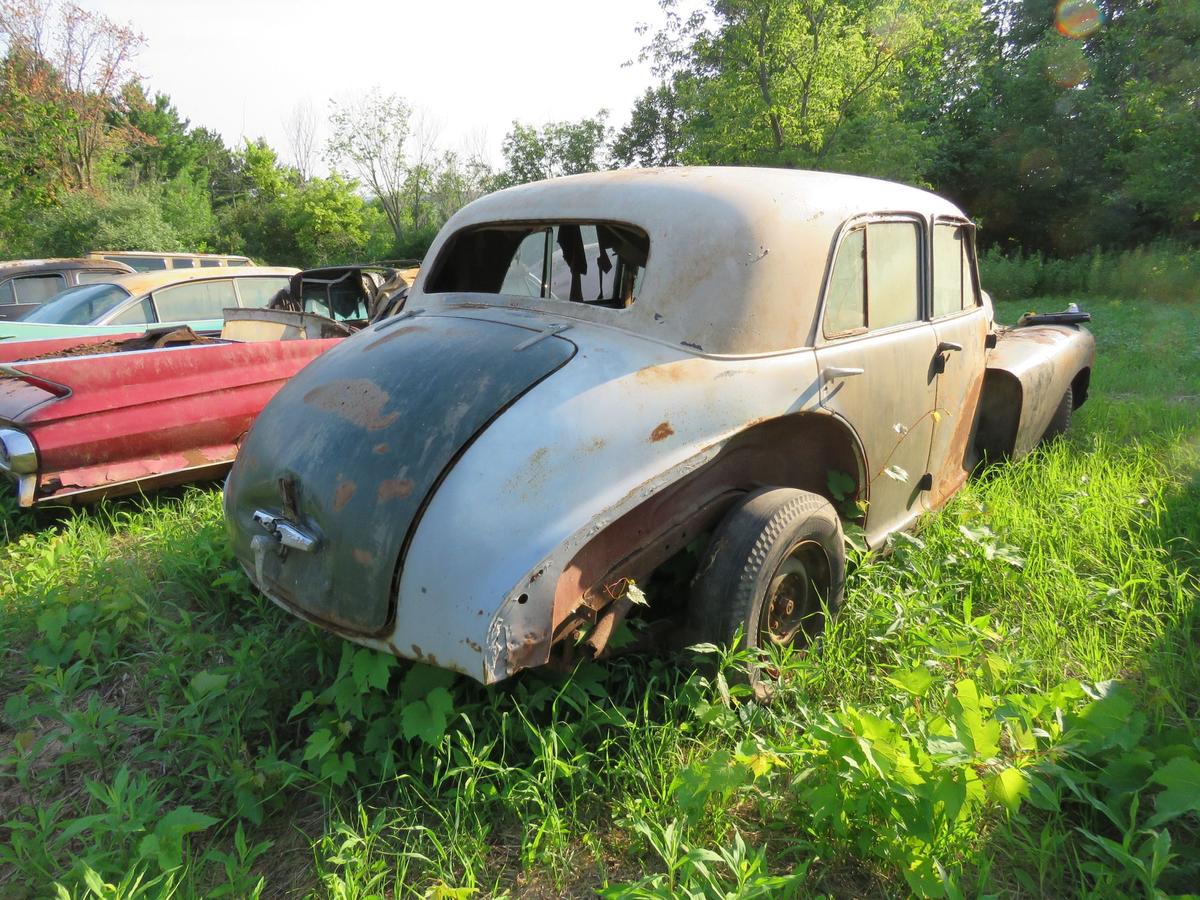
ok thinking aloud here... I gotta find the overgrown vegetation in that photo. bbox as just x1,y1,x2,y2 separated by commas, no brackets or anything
980,241,1200,304
1,295,1196,896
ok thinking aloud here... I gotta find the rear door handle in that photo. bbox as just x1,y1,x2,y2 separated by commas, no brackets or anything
821,366,864,381
937,341,963,354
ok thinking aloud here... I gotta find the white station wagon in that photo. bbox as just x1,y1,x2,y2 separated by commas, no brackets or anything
224,167,1094,684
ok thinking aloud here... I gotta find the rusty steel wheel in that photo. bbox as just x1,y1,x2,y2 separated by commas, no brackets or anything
1040,384,1074,444
691,487,845,696
759,539,832,646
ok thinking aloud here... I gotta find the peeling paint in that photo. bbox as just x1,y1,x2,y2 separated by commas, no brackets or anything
302,379,399,430
333,479,357,511
377,477,414,503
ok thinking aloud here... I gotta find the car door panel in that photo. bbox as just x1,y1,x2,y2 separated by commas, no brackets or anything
816,324,939,546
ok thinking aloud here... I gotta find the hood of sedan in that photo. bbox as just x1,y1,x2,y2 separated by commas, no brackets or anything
225,312,576,636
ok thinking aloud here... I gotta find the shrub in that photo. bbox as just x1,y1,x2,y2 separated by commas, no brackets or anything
979,242,1199,304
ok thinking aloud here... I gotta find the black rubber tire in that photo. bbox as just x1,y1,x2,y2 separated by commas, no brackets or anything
1041,385,1073,444
690,487,846,690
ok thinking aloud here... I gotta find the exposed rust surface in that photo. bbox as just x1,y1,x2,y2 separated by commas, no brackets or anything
543,414,865,661
930,366,985,508
302,379,399,430
333,479,357,512
372,442,389,455
377,478,414,503
353,548,375,565
649,421,675,442
17,329,215,361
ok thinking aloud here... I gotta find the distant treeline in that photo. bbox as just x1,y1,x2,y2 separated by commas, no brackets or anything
0,0,1195,270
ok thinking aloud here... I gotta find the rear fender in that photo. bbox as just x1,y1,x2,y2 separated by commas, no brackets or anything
499,413,867,675
977,324,1095,460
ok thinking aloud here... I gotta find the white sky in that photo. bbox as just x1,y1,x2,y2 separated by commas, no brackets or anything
85,0,686,170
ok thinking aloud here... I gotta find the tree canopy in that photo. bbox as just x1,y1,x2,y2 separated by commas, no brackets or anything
0,0,1194,266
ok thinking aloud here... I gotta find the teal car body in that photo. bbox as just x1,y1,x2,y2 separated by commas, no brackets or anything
0,266,298,342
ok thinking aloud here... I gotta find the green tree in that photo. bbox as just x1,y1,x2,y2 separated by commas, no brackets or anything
497,112,610,186
325,89,413,251
634,0,979,169
930,0,1199,253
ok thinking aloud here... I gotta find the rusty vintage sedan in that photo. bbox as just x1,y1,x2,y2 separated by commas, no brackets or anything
224,167,1094,684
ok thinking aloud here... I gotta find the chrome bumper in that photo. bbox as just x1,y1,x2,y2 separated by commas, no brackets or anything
0,427,37,506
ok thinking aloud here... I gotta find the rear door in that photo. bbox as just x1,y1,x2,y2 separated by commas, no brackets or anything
815,217,938,545
927,220,989,505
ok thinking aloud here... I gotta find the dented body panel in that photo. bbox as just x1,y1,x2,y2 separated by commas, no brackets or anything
222,167,1095,683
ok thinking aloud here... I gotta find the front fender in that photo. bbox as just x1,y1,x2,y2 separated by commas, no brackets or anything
982,324,1095,459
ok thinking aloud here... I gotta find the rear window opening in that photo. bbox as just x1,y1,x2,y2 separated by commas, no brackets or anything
426,222,649,309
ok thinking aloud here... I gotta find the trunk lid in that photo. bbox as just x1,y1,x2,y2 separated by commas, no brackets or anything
225,313,576,635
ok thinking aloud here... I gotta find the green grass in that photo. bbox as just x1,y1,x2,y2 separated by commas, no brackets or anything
1,295,1197,897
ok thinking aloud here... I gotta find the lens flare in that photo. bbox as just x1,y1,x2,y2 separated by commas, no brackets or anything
1056,0,1102,39
1046,42,1091,87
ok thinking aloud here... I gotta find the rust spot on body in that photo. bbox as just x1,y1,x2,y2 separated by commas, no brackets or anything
353,548,374,565
373,443,389,455
378,478,414,502
333,479,357,511
650,421,675,442
303,379,399,430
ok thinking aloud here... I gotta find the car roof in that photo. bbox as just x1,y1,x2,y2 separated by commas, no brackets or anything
0,258,133,275
94,266,299,295
421,167,969,355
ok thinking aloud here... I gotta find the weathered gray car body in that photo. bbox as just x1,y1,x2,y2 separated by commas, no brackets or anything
224,167,1094,683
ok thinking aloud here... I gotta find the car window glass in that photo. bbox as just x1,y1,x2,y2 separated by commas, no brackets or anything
0,279,13,304
228,259,250,266
173,258,195,268
77,270,122,284
22,283,132,324
500,230,550,297
153,280,237,321
110,255,166,271
200,259,221,267
14,274,66,303
237,276,291,308
866,221,920,329
110,297,156,325
824,228,866,335
933,224,969,317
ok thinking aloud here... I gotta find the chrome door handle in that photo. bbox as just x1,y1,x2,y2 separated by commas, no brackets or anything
821,366,864,381
937,341,963,354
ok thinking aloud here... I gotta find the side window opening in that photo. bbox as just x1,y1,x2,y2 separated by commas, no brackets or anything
824,227,867,335
867,222,920,329
110,297,156,325
933,223,979,317
428,221,650,309
823,219,921,337
152,280,238,322
13,273,67,304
